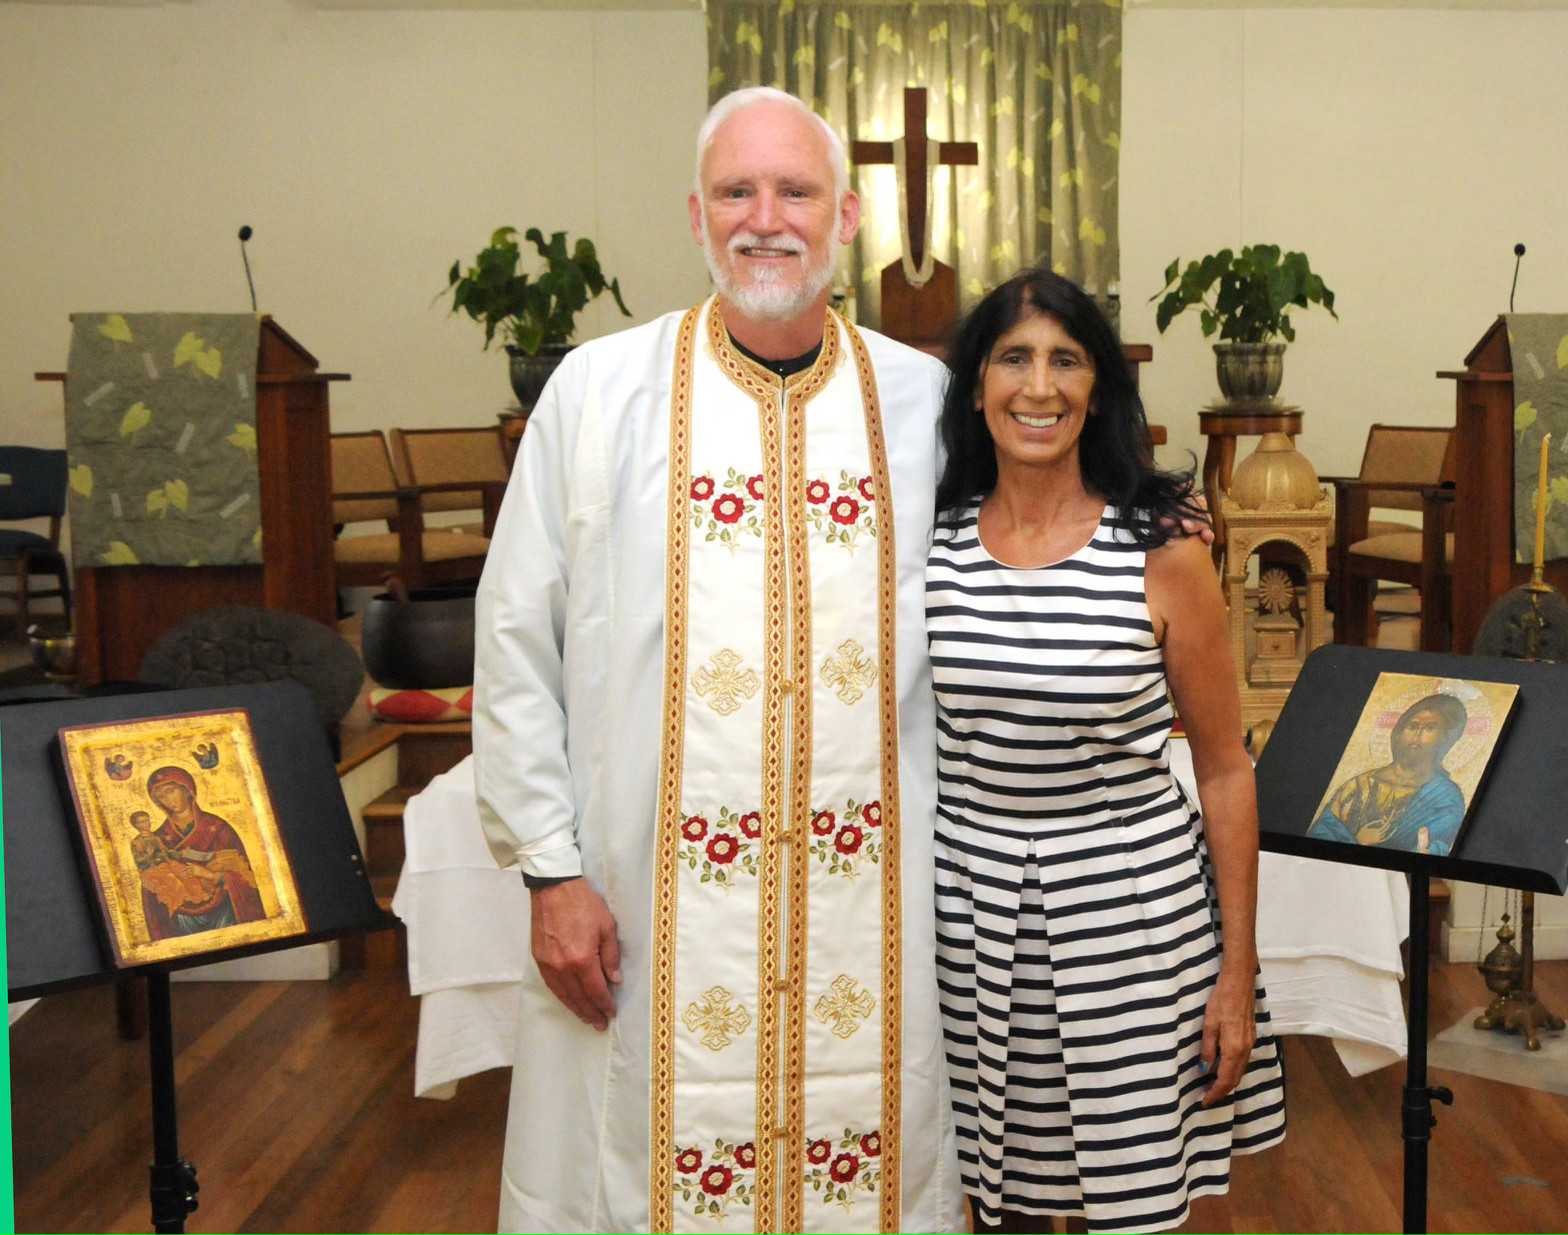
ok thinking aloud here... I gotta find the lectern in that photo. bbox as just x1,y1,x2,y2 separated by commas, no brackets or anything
1442,317,1568,652
1258,644,1568,1232
38,318,347,685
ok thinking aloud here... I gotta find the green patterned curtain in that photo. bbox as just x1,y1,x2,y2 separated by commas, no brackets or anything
707,0,1122,329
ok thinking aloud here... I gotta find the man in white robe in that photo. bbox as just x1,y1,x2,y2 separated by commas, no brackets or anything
474,87,964,1234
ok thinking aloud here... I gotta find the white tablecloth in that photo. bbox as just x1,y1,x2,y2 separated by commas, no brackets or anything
393,748,1408,1098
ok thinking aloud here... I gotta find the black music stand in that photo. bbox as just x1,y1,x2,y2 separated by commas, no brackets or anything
1256,644,1568,1234
4,680,390,1233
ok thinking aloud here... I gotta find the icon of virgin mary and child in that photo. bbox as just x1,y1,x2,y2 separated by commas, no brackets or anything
128,765,265,940
1310,693,1469,857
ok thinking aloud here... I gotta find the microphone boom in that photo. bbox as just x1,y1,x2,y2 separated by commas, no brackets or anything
238,225,258,312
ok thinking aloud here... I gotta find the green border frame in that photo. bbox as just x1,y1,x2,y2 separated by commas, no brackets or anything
0,731,15,1229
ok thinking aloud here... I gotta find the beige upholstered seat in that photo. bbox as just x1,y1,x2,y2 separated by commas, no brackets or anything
331,430,490,591
333,529,492,566
389,426,511,539
1330,425,1455,650
1350,530,1455,564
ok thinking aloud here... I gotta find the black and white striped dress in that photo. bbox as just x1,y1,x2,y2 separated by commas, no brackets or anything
927,505,1285,1234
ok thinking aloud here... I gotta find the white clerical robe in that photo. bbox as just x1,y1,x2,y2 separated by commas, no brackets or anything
473,299,964,1234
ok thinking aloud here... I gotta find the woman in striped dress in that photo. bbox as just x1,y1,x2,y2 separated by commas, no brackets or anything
927,271,1285,1233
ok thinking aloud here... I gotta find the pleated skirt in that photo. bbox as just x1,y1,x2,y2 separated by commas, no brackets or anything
934,801,1287,1235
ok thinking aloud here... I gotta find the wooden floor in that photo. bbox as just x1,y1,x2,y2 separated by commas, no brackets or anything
11,959,1568,1233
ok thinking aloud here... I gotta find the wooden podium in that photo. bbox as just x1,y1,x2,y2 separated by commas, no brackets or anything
37,318,347,686
1441,317,1568,653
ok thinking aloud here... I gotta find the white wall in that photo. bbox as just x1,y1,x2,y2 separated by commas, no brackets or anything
1121,3,1568,480
0,0,711,444
6,0,1568,476
1120,2,1568,952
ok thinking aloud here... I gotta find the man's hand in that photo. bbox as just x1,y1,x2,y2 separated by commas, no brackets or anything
1180,514,1216,545
1179,491,1215,545
1153,492,1215,546
530,878,622,1031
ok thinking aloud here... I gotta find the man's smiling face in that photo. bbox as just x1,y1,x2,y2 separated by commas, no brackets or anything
690,99,857,323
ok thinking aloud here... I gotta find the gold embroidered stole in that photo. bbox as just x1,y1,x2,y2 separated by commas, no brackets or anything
651,300,902,1233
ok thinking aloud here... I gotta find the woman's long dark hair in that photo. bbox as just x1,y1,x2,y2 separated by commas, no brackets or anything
934,268,1203,548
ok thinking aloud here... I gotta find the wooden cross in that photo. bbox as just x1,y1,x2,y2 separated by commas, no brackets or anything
850,87,978,270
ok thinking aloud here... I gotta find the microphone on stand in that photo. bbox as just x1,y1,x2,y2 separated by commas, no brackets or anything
238,225,258,312
1510,242,1526,313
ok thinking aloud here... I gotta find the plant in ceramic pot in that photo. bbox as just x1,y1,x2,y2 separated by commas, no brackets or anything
1151,245,1337,404
444,226,631,409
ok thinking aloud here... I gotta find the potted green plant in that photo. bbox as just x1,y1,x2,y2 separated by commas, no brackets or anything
1150,244,1337,404
445,226,631,409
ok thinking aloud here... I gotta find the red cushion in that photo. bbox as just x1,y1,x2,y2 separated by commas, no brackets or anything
367,686,474,723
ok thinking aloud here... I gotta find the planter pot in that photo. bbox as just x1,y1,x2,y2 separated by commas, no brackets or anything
506,343,573,411
1213,341,1286,404
360,584,476,691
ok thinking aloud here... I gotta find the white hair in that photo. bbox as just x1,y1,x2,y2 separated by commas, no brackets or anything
693,87,849,201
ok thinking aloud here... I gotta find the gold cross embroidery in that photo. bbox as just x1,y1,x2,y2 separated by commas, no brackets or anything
692,649,761,716
819,639,877,705
813,973,876,1039
682,985,752,1051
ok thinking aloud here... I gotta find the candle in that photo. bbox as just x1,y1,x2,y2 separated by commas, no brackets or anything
1535,432,1552,576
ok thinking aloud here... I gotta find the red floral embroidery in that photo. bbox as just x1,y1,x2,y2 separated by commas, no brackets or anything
805,470,877,550
829,1153,860,1184
809,799,883,877
829,496,860,526
673,1137,754,1216
712,493,745,524
676,1148,703,1174
691,470,761,549
679,805,761,886
803,1127,880,1211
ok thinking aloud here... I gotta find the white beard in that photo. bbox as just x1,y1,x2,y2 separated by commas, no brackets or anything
701,223,838,322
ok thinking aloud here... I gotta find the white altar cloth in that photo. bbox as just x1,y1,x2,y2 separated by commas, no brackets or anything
393,747,1408,1098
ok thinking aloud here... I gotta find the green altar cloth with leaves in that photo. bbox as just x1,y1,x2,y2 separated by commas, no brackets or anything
65,313,262,568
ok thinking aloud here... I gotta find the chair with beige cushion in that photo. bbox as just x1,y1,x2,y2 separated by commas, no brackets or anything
331,430,490,592
1329,424,1455,650
388,425,511,539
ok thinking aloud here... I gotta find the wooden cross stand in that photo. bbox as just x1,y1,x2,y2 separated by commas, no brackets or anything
851,87,978,353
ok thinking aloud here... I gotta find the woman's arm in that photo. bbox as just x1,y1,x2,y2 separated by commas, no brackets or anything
1146,534,1258,1107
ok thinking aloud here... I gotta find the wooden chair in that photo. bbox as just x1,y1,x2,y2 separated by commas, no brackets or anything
0,445,73,638
388,426,511,539
1329,424,1456,650
330,431,490,592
